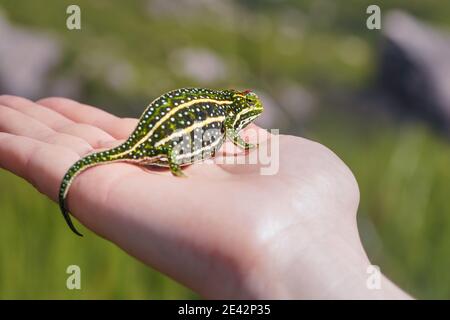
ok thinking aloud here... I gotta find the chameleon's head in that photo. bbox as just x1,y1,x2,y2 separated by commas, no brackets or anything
228,90,264,131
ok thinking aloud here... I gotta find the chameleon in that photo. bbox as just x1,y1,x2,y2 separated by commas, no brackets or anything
58,87,264,236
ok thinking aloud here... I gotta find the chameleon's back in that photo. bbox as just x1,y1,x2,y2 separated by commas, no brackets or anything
130,88,234,165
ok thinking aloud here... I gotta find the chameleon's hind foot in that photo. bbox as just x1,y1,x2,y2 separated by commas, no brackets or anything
166,148,186,177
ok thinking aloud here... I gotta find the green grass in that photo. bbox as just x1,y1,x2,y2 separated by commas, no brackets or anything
312,119,450,299
0,171,196,299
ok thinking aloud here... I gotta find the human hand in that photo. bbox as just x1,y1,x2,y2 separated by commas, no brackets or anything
0,95,409,299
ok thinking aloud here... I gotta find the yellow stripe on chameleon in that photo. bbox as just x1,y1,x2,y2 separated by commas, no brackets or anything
232,107,253,127
112,98,232,159
155,116,226,147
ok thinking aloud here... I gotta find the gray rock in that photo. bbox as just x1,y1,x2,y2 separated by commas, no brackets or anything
169,47,227,84
379,11,450,134
0,11,61,99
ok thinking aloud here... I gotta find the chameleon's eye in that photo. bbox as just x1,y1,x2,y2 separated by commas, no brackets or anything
245,92,257,105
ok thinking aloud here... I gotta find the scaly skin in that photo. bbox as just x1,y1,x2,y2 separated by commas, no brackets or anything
59,87,264,236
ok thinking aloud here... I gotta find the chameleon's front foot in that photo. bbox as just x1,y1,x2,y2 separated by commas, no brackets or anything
242,142,258,150
226,128,258,150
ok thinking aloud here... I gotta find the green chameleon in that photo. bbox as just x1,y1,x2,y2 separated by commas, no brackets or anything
59,88,264,236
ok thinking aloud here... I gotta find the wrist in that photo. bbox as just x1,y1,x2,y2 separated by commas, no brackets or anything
244,219,411,299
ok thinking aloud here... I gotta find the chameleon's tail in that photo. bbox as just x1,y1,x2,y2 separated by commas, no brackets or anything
58,146,130,236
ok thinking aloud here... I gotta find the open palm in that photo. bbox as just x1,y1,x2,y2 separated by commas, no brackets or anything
1,94,401,299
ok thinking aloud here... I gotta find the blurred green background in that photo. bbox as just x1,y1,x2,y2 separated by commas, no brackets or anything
0,0,449,299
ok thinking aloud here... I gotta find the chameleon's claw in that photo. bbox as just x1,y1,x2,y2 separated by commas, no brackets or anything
244,142,257,150
170,164,187,177
226,128,258,150
166,147,186,177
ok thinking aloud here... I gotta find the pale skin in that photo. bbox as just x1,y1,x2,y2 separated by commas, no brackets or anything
0,95,411,299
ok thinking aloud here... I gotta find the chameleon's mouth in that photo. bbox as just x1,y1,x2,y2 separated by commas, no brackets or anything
254,105,264,113
239,113,261,130
253,99,264,112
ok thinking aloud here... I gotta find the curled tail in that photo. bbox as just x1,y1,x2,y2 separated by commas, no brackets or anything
58,146,130,236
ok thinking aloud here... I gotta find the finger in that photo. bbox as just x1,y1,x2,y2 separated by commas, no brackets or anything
97,139,125,149
0,95,73,130
82,139,125,154
0,132,78,201
0,105,93,156
57,123,117,149
0,95,115,149
36,97,138,139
